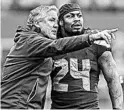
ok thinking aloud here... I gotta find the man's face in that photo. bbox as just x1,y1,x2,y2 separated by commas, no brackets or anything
37,10,58,39
61,10,84,35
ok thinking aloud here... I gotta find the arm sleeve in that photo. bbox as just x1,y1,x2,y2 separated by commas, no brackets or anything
97,44,111,58
27,34,90,58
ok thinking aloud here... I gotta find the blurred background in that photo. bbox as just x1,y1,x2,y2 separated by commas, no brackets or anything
1,0,124,109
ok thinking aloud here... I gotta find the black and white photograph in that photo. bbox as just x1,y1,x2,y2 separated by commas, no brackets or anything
1,0,124,109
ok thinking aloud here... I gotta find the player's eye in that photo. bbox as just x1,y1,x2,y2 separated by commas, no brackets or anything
66,14,73,18
78,14,82,18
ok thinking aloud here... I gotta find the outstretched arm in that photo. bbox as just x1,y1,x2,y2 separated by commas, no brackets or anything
98,51,123,109
27,28,117,57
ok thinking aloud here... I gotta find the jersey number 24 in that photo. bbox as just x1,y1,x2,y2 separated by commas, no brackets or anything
53,58,91,92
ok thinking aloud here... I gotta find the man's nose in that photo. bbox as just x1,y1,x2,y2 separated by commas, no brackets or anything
74,16,80,21
53,22,58,29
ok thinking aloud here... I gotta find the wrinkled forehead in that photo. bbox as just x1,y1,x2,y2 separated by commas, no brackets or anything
46,10,58,17
36,10,58,20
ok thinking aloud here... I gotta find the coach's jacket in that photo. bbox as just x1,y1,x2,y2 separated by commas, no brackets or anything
1,26,91,109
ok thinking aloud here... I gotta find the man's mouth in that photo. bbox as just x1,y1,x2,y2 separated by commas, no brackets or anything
72,24,82,28
52,30,57,35
72,25,82,29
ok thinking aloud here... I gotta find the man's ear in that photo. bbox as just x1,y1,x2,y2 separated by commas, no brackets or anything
34,21,40,28
59,19,63,27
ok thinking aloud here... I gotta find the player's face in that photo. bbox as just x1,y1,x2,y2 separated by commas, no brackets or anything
62,10,84,35
37,10,58,39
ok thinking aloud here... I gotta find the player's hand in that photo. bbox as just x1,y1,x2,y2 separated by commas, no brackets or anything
89,28,118,44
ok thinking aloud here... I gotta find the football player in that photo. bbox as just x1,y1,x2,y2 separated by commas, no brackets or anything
50,3,123,109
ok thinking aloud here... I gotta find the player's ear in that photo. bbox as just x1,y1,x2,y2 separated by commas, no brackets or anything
59,19,64,27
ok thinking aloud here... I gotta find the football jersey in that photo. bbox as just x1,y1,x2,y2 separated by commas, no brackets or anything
51,43,111,109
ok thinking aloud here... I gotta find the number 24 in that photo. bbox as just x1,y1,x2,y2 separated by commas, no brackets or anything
53,58,91,91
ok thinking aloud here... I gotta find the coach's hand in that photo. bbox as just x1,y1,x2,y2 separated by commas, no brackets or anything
89,28,118,44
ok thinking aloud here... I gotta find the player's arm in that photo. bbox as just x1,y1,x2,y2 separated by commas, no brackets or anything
98,51,123,109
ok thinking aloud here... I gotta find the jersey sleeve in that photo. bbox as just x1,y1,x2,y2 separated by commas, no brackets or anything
96,43,111,58
27,33,90,58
